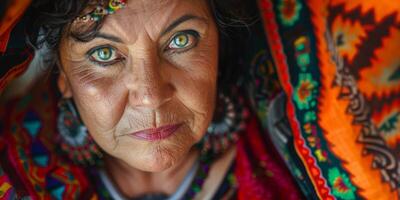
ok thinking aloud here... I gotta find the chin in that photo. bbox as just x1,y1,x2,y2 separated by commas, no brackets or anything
128,143,190,172
106,125,199,172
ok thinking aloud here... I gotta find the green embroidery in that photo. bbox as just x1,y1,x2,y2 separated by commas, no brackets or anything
328,168,356,200
296,54,311,69
314,149,327,162
278,0,302,27
293,73,318,110
379,112,399,134
304,110,316,122
294,36,311,70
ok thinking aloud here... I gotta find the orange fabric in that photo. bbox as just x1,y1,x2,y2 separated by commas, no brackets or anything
260,0,400,199
309,1,398,199
0,0,32,94
0,0,31,37
258,1,334,199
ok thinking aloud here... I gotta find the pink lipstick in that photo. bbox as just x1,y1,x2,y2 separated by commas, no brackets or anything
130,123,182,141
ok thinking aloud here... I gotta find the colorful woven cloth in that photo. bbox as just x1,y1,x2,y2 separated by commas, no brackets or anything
258,0,400,199
0,78,303,199
1,0,399,199
0,2,303,199
0,0,33,93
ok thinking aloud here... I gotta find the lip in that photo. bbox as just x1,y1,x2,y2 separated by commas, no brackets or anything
129,123,182,141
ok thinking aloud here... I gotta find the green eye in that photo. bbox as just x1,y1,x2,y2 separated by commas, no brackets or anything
89,46,121,66
173,33,189,48
97,47,113,60
167,30,199,51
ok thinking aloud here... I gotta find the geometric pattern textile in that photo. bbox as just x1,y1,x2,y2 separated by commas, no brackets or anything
1,0,399,199
259,0,400,199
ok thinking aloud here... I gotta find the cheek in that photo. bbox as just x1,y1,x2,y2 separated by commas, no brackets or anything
169,56,218,140
174,75,216,114
69,75,128,137
179,78,216,141
176,31,219,138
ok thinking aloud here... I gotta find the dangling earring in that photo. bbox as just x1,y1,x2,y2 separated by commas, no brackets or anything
57,98,102,166
200,91,249,155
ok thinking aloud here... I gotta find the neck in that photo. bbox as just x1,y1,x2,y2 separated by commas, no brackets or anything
103,147,199,198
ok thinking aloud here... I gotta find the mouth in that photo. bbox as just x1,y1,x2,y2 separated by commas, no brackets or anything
129,123,183,141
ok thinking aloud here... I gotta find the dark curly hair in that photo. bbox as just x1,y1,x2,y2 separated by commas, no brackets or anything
29,0,259,93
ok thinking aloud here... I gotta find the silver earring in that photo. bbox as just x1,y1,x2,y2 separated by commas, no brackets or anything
57,98,102,166
200,92,249,155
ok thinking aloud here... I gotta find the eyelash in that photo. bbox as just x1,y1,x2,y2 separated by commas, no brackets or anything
86,30,200,67
165,30,200,53
87,45,124,67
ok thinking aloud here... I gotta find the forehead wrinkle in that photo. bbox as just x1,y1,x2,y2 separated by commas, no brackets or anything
98,0,211,44
101,0,179,44
101,18,138,44
144,2,180,41
117,0,172,18
127,0,172,13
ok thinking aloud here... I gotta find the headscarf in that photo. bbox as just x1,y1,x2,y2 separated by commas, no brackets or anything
1,0,399,199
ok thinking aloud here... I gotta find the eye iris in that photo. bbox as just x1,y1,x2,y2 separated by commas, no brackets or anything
97,48,112,60
173,34,188,48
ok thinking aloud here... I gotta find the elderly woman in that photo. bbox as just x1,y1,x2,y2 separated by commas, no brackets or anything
2,0,400,199
0,0,304,199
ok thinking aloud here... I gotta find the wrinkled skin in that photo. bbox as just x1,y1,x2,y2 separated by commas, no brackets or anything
58,0,219,196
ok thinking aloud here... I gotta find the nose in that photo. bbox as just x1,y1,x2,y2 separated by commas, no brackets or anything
125,58,174,110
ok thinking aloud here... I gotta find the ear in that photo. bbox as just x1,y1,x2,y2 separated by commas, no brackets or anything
57,72,72,98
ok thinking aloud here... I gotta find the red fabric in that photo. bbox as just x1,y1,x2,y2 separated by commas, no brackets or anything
0,0,33,93
236,117,303,200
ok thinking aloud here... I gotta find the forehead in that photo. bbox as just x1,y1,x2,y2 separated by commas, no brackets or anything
123,0,179,13
97,0,211,41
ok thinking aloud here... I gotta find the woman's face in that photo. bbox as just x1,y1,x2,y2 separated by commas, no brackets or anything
58,0,218,172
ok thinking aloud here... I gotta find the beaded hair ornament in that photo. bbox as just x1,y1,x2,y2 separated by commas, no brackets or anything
77,0,127,22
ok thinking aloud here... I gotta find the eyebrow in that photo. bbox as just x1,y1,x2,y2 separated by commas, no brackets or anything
91,14,205,43
161,14,206,35
93,32,123,43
